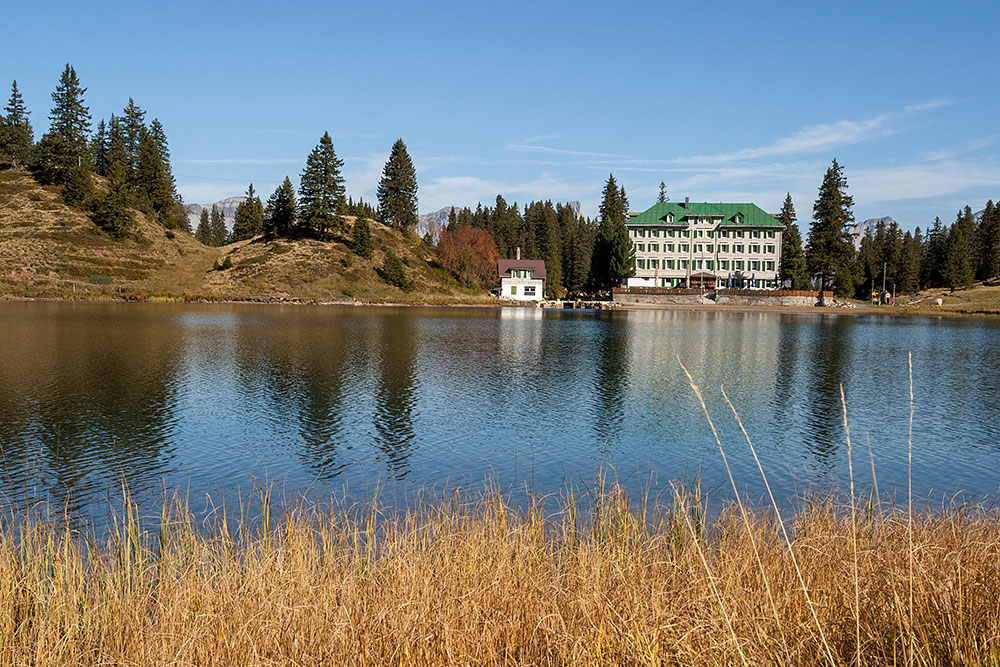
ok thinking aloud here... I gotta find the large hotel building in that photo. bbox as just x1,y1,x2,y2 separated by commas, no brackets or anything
625,199,785,289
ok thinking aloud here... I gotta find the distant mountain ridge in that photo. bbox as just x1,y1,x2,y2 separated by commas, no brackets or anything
417,201,583,242
184,197,246,232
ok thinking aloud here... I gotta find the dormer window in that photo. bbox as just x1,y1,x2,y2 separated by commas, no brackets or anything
666,214,674,223
735,214,743,224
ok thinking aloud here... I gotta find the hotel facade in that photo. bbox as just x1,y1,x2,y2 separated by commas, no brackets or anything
625,199,785,289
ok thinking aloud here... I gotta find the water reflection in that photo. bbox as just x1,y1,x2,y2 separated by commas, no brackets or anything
803,314,853,467
591,311,632,446
372,311,419,477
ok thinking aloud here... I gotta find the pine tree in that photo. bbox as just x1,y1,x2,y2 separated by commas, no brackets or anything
92,160,135,240
121,98,146,189
90,119,108,176
264,177,297,238
943,222,974,291
446,206,458,232
352,214,374,259
658,181,668,203
526,201,562,297
381,249,412,290
898,229,922,294
978,201,1000,281
777,193,809,289
588,174,634,289
33,64,92,184
0,80,34,169
210,205,227,246
195,208,212,245
806,159,856,297
231,183,265,242
136,128,175,220
377,138,418,231
62,164,95,208
922,216,947,288
298,131,346,237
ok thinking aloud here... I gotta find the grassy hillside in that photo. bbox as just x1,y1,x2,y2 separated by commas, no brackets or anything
911,282,1000,315
0,170,490,304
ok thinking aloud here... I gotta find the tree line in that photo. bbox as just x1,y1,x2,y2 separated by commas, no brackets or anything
780,159,999,298
0,66,186,238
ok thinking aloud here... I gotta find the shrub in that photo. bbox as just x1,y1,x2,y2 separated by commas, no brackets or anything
381,249,412,291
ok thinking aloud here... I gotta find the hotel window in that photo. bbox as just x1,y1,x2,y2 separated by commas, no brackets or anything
765,244,775,254
653,229,660,237
665,260,674,269
681,244,689,253
752,230,761,238
751,261,761,271
767,231,775,238
637,259,645,269
707,230,714,238
734,244,744,253
665,243,674,252
706,260,714,270
720,260,729,270
719,244,728,253
681,260,689,269
524,286,536,296
719,230,728,238
737,231,744,238
766,261,775,271
650,243,659,252
637,243,645,252
751,244,761,254
735,260,744,270
695,244,703,253
650,259,659,269
706,244,714,253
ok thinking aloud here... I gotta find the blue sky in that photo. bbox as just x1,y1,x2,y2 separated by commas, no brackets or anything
4,0,998,228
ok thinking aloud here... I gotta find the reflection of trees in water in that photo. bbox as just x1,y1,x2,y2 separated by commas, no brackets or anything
373,312,419,478
591,311,632,446
804,314,852,465
230,311,364,481
0,305,180,520
772,315,801,414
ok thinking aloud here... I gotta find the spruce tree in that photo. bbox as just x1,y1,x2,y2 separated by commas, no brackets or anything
922,216,947,288
195,208,212,245
978,201,1000,281
298,131,346,237
62,164,95,208
377,138,418,231
352,214,374,259
777,193,809,289
0,80,34,169
90,119,108,176
92,160,135,240
136,129,175,221
34,65,92,184
446,206,458,232
943,223,974,291
899,229,922,294
588,174,634,290
210,205,227,246
381,249,412,290
806,159,856,296
121,98,146,188
264,177,297,238
231,183,265,242
657,181,668,203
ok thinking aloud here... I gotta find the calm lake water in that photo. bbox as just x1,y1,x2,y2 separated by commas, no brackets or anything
1,301,998,525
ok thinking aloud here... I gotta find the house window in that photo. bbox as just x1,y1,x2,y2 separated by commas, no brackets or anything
524,285,536,296
511,285,517,295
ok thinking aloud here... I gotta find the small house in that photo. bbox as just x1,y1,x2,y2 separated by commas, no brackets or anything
498,248,546,301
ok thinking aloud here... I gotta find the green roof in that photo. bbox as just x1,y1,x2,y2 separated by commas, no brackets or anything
627,201,783,228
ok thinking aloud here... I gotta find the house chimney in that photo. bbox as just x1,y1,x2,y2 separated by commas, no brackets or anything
684,196,690,208
516,246,521,260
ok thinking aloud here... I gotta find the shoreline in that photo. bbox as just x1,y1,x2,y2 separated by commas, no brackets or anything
3,290,998,319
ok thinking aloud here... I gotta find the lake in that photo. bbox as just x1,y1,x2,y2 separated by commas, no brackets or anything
1,301,998,526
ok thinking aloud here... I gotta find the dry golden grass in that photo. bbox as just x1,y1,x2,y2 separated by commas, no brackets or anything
1,480,998,666
0,170,490,304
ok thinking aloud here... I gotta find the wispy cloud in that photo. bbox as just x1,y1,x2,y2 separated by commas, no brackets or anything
903,99,956,113
505,143,631,159
175,157,302,165
520,132,562,144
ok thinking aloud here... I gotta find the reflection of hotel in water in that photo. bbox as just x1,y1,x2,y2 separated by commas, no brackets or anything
626,199,785,290
498,307,544,370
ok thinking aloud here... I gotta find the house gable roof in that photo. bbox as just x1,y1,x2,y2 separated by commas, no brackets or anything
498,259,547,279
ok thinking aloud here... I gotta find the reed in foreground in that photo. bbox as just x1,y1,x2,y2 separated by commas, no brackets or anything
1,484,999,666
